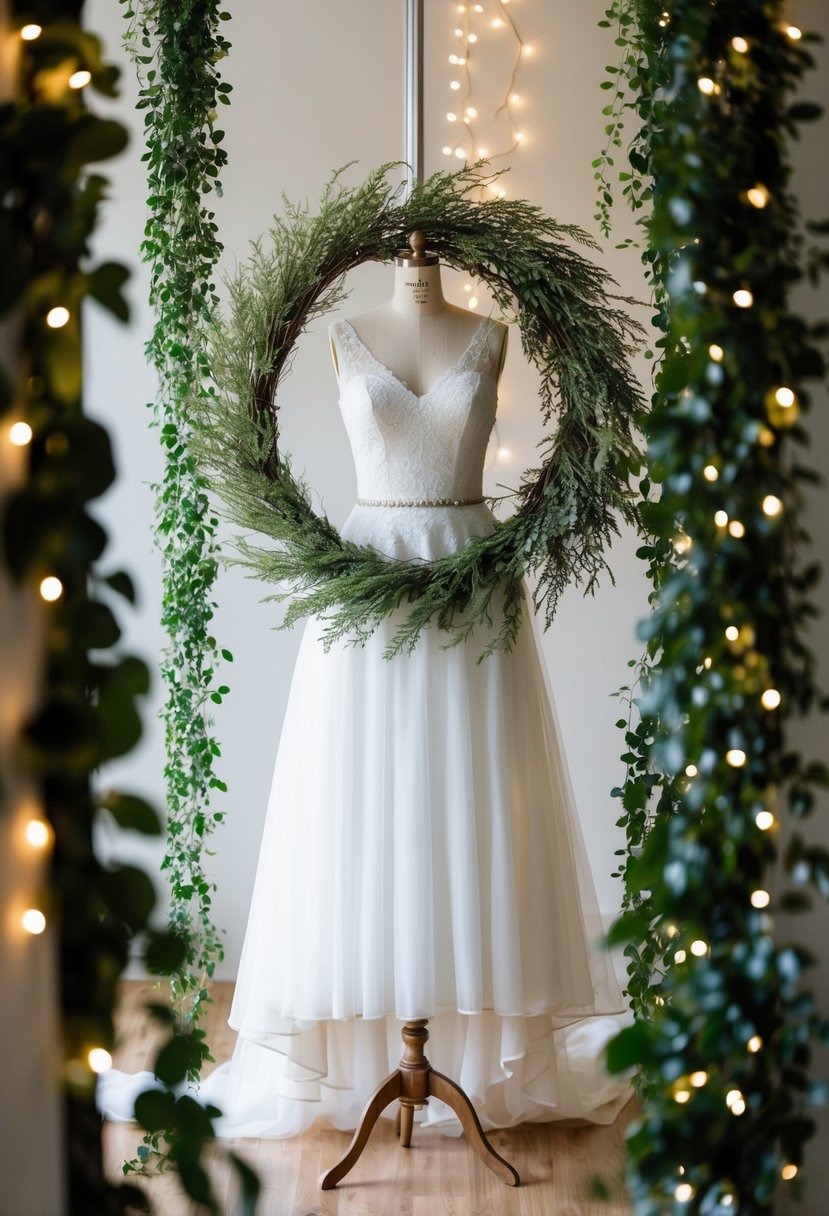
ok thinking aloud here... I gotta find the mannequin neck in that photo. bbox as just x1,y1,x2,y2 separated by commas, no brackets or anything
391,261,446,315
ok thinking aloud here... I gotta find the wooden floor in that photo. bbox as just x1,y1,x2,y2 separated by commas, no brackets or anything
103,981,635,1215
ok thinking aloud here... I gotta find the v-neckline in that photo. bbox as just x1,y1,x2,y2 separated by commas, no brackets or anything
340,316,491,402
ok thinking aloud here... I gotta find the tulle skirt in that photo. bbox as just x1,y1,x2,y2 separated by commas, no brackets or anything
97,503,633,1137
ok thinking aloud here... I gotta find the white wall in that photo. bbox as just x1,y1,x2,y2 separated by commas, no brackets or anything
86,0,649,979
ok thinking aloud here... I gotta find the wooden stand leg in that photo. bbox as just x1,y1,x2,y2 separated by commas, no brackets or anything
429,1069,520,1187
319,1018,520,1190
319,1071,402,1190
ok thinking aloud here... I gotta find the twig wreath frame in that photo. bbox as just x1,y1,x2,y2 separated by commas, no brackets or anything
197,164,646,657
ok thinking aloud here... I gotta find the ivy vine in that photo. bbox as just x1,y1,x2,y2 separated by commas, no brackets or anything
599,3,829,1213
0,3,257,1212
119,0,232,1040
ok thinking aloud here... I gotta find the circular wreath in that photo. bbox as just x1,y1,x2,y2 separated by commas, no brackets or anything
196,164,645,658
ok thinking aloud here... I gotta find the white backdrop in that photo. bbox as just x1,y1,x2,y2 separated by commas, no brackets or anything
86,0,650,972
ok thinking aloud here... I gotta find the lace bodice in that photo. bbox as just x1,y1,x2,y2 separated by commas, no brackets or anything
330,317,501,503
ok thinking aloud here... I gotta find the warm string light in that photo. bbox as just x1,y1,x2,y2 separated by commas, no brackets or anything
781,1164,798,1180
708,343,724,361
88,1047,113,1074
9,421,33,446
762,494,783,517
731,36,749,53
755,809,775,830
22,908,47,935
20,23,43,40
444,0,530,169
39,575,63,602
46,306,70,329
746,184,770,209
703,464,719,481
750,889,770,909
733,288,754,308
25,818,52,848
68,69,92,90
726,749,746,768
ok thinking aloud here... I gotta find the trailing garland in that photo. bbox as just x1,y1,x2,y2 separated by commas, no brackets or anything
120,0,232,1039
0,6,260,1213
198,164,647,658
598,4,829,1213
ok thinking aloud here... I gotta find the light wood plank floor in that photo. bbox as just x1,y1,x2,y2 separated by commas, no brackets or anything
103,981,635,1215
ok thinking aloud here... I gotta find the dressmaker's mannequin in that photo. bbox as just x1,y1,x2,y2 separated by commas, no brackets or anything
320,234,519,1191
331,231,508,392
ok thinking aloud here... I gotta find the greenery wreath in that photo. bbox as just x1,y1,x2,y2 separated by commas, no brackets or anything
196,164,646,657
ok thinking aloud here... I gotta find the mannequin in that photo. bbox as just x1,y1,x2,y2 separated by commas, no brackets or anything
330,231,508,395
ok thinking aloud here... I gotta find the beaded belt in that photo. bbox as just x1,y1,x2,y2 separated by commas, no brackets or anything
355,495,485,508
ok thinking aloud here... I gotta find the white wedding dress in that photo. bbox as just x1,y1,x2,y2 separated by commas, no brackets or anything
98,314,633,1139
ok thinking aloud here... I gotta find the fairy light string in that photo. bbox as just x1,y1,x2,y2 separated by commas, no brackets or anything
599,3,828,1210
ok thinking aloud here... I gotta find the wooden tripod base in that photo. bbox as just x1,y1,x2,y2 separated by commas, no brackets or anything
319,1018,520,1190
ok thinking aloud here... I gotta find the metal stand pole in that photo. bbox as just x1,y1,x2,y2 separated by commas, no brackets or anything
405,0,424,193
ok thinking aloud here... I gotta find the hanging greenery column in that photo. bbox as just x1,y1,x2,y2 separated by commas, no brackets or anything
602,3,829,1213
120,0,232,1032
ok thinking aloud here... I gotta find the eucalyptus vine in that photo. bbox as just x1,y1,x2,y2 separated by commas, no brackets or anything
120,0,232,1036
599,4,829,1212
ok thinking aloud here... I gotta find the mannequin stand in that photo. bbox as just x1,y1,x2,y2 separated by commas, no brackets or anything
319,1018,520,1189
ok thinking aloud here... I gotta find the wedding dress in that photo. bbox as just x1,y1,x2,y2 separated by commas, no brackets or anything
97,313,633,1139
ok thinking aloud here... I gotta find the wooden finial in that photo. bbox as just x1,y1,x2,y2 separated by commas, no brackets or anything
409,230,427,259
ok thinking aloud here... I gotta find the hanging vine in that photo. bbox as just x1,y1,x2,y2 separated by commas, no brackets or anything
119,0,232,1034
599,3,829,1213
0,4,257,1212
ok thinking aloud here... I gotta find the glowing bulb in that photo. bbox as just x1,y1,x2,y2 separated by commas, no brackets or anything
708,344,724,361
449,54,459,64
515,131,526,142
733,289,754,308
666,923,679,938
21,23,43,40
88,1047,113,1074
747,1035,763,1052
785,26,802,41
674,949,687,963
22,909,46,935
447,112,458,122
715,510,729,527
685,764,698,777
674,1089,691,1104
781,1164,798,1180
750,889,770,908
457,56,466,65
726,1089,742,1107
510,93,521,104
466,106,478,118
761,688,781,710
454,28,464,37
492,17,504,28
728,520,746,539
474,3,483,9
703,656,712,669
496,447,511,460
725,626,739,641
747,184,770,208
450,80,461,90
690,940,708,957
755,810,775,830
703,464,719,481
775,387,795,407
675,1183,694,1202
442,146,453,156
46,306,70,328
463,283,472,292
9,421,33,446
762,494,783,517
731,36,749,53
726,749,747,768
69,69,92,89
690,1070,708,1087
25,819,51,848
468,33,478,43
454,148,466,160
478,147,487,157
39,576,63,602
468,296,479,309
522,44,532,55
731,1097,746,1115
697,76,716,95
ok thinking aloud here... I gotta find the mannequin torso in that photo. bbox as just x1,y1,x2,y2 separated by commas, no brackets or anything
331,259,508,396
